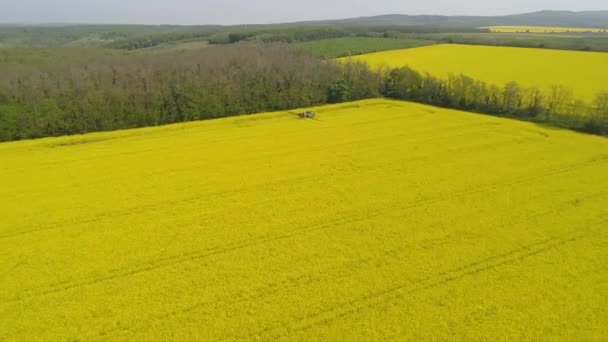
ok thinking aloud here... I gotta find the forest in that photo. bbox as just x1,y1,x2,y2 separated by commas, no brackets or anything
0,44,379,140
0,43,607,142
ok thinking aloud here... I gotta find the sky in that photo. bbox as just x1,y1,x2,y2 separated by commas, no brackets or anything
0,0,606,25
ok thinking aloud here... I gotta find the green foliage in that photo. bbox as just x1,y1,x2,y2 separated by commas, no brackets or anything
228,32,256,44
0,44,379,141
0,105,19,141
339,62,383,100
382,67,608,136
386,68,424,100
0,25,222,48
594,92,608,116
0,43,607,142
584,92,608,134
405,32,608,53
209,26,352,45
328,80,349,103
209,25,481,47
3,22,607,56
106,28,219,50
502,82,524,114
0,47,125,65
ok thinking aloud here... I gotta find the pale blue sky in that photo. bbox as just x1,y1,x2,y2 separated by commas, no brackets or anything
0,0,606,25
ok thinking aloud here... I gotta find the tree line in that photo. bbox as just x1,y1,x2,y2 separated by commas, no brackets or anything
402,32,608,53
0,43,606,142
381,67,608,134
0,44,380,141
203,25,487,46
106,27,221,50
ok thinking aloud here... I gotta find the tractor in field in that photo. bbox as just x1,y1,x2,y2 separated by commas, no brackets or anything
298,111,316,119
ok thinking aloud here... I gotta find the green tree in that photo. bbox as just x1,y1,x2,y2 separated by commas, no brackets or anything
502,82,523,115
0,105,20,141
327,80,349,103
524,87,544,117
593,92,608,118
546,85,574,116
385,67,423,100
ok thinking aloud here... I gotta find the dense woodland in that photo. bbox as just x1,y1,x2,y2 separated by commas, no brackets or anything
0,44,381,141
2,10,607,49
0,43,607,141
1,17,608,141
4,21,608,53
0,25,222,48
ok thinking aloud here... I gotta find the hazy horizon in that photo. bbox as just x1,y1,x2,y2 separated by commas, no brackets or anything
0,0,607,25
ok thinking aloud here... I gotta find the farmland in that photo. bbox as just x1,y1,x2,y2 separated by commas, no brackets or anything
485,25,608,33
1,99,607,340
345,44,608,103
403,32,608,53
296,37,434,58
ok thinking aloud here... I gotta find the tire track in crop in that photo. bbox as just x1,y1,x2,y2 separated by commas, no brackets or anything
2,104,341,171
0,173,316,240
0,128,584,240
93,274,322,339
91,229,466,339
3,155,607,304
70,193,608,340
1,208,399,304
0,117,530,198
234,199,608,339
0,117,496,190
0,115,555,221
2,156,359,239
92,229,471,340
14,156,608,264
238,218,607,340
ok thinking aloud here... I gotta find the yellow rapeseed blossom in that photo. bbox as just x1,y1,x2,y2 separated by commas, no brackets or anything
485,26,608,33
344,44,608,102
1,99,607,340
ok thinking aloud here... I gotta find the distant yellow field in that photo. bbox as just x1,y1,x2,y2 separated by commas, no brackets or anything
485,25,608,33
345,44,608,102
1,99,607,340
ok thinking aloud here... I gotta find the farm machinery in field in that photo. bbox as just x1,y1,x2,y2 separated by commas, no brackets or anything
297,111,316,119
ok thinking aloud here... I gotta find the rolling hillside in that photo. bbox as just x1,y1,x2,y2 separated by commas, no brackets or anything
1,99,607,340
346,44,608,103
314,10,608,28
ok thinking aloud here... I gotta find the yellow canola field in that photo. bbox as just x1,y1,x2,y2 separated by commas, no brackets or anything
345,44,608,103
485,25,608,33
1,99,607,340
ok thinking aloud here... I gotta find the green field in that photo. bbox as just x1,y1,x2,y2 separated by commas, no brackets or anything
296,37,434,58
0,47,128,65
1,99,607,340
403,32,608,53
0,25,222,49
484,26,608,33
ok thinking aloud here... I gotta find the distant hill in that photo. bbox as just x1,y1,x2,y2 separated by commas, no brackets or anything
2,10,607,49
306,10,608,28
